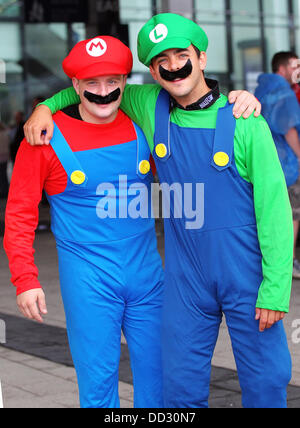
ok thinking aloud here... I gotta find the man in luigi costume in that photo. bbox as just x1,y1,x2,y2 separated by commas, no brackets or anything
23,14,292,408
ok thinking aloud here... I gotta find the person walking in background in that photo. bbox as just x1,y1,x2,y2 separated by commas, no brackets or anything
255,51,300,279
0,121,10,199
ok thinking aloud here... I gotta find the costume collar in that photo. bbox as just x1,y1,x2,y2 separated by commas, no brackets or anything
169,78,220,111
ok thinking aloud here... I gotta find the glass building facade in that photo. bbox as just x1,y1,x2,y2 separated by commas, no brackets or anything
0,0,299,124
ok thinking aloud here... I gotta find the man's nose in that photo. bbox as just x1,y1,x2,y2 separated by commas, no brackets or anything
96,84,109,96
168,56,181,71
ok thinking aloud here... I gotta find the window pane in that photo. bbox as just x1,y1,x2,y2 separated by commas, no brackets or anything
119,0,153,77
195,0,225,24
294,0,300,54
120,0,152,23
25,23,69,107
72,23,86,45
264,27,290,73
230,0,260,25
262,1,291,73
0,0,20,17
202,23,227,73
0,23,23,123
231,25,262,92
263,0,289,26
128,21,149,75
294,0,300,25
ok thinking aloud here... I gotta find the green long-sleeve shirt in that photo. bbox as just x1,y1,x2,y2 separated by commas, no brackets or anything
41,84,293,312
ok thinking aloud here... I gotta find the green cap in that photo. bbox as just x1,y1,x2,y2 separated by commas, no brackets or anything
138,13,208,67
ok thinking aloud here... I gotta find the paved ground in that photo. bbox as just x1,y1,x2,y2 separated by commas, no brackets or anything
0,199,300,408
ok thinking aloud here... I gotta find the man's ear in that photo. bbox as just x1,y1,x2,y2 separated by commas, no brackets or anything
149,64,159,82
72,77,80,95
199,51,207,72
119,75,128,95
277,64,287,78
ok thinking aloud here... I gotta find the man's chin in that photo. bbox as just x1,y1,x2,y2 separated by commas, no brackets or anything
82,104,119,124
160,78,189,94
165,86,191,101
92,104,116,117
94,103,113,111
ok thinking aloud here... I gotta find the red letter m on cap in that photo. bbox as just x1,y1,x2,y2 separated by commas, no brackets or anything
89,41,105,51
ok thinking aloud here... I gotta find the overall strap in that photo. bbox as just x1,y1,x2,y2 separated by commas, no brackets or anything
211,101,237,171
51,122,88,187
153,89,171,162
133,122,151,179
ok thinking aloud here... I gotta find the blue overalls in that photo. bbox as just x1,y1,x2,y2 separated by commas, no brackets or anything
153,89,292,408
46,120,164,408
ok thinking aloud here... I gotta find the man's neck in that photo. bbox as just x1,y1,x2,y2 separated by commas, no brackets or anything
276,72,291,86
170,78,220,111
173,81,211,109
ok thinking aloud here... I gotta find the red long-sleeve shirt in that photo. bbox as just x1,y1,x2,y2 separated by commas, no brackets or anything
4,110,154,296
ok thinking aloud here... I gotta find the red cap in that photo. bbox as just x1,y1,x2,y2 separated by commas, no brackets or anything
63,36,133,79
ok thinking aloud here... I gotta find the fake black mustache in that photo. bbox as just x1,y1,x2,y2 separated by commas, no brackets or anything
84,88,121,105
159,59,193,82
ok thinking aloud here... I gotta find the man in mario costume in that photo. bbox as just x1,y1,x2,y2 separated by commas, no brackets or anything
4,36,164,408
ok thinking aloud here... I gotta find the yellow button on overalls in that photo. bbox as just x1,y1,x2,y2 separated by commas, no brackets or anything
71,170,86,185
213,152,229,167
155,143,168,158
139,160,151,175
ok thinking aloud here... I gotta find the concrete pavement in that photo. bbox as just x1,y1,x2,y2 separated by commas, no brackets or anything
0,200,300,408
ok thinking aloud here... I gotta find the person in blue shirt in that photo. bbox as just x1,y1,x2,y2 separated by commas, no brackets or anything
255,51,300,279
